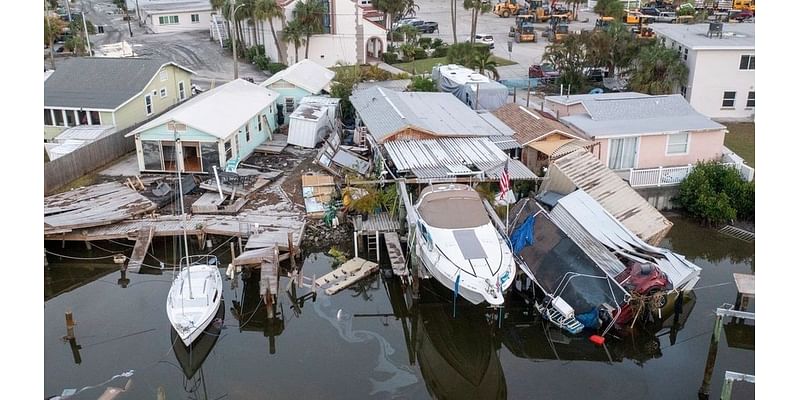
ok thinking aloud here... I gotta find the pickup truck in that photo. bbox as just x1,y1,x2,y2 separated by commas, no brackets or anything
655,11,677,23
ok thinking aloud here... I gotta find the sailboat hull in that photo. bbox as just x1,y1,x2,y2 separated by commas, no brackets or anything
167,264,223,346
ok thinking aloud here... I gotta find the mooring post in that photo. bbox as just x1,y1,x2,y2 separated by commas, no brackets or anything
287,231,296,270
238,236,243,254
353,231,359,258
375,231,380,263
85,240,92,251
274,246,280,298
230,242,236,263
64,310,76,340
699,313,724,398
44,249,49,267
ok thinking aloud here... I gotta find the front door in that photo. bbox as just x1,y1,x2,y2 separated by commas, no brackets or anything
608,137,639,170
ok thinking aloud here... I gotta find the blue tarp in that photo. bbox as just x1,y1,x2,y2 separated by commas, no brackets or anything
575,308,600,330
510,215,536,254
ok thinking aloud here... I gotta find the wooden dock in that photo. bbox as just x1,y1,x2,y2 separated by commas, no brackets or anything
126,226,154,273
314,257,379,295
255,134,289,154
44,182,157,235
198,170,282,198
383,232,408,278
191,192,248,214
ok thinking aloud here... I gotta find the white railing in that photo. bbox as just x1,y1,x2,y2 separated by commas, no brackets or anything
627,161,755,188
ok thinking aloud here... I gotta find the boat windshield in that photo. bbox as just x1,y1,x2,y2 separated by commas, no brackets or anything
418,188,490,229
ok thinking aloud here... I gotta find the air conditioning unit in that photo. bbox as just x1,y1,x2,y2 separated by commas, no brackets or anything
708,22,723,38
551,296,575,320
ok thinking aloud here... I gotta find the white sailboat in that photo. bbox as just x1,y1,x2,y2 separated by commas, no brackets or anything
166,122,223,346
413,184,516,306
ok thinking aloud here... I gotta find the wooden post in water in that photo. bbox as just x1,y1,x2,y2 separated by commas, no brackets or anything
64,310,76,340
44,249,48,266
287,231,296,271
230,242,236,263
85,240,92,251
699,313,724,398
238,236,243,254
274,246,280,300
353,231,359,258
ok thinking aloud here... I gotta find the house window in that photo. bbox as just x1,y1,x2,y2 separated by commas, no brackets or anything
142,140,163,170
53,109,64,126
683,48,688,61
158,15,180,25
145,94,153,115
191,14,200,23
160,70,168,81
77,110,88,125
160,87,167,98
44,109,53,126
65,110,76,127
90,111,100,125
667,132,689,155
257,115,262,131
746,91,755,108
178,81,186,100
608,137,639,169
321,0,331,34
722,91,736,108
739,55,755,70
285,97,295,113
680,86,687,98
224,140,233,160
245,124,251,142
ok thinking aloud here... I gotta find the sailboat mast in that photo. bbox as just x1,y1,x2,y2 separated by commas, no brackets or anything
174,126,193,299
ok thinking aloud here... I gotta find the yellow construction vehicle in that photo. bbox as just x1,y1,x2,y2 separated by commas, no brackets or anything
625,10,655,25
512,15,537,42
595,16,615,31
631,22,656,40
494,0,528,18
548,16,570,42
733,0,755,13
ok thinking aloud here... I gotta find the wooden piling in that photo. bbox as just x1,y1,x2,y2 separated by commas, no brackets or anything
44,250,48,267
238,236,243,254
699,313,724,397
68,337,82,364
287,231,296,270
84,240,92,251
230,242,236,262
65,310,76,340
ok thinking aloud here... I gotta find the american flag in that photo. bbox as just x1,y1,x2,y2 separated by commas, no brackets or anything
499,158,510,200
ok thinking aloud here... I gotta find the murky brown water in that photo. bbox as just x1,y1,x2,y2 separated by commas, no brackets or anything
44,215,754,399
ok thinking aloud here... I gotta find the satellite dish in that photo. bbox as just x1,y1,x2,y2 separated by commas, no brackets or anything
589,88,604,95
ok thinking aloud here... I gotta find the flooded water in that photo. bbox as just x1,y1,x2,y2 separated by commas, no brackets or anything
44,215,754,399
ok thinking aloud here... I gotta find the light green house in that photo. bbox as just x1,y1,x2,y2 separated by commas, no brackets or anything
127,79,279,174
259,59,335,124
44,57,195,141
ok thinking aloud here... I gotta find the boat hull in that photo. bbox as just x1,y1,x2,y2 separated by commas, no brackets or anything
167,264,223,346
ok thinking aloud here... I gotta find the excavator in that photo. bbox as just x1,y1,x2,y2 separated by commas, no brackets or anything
493,0,530,18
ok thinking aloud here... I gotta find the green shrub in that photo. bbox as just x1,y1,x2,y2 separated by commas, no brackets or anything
246,46,263,61
252,55,269,70
418,37,432,49
433,47,449,58
265,62,287,74
382,52,400,64
409,76,437,92
414,48,428,60
677,161,754,225
432,38,444,49
389,31,404,42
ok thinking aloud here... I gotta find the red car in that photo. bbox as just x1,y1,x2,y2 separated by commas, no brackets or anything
613,260,672,325
528,63,560,80
731,10,754,21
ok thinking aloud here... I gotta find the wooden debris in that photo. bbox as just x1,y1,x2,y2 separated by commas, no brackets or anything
315,257,379,295
384,232,408,277
254,134,289,154
127,226,155,273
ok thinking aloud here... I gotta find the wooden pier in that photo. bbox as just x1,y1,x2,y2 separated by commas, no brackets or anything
126,227,154,273
383,232,408,279
351,212,401,262
314,257,379,295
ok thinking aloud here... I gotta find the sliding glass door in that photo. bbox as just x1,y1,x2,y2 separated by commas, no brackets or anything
608,137,639,170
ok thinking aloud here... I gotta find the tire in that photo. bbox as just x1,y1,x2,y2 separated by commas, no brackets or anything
502,10,510,18
647,288,668,308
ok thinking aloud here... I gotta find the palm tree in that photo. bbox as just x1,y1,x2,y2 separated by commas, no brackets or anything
463,0,491,44
629,43,688,95
282,19,305,64
450,0,458,43
254,0,286,63
294,0,325,59
469,47,499,80
44,15,66,70
594,0,625,21
399,43,417,74
543,33,589,90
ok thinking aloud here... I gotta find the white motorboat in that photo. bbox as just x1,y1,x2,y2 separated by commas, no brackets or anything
413,184,516,306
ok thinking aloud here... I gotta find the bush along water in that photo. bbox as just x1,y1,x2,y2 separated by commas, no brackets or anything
676,161,755,226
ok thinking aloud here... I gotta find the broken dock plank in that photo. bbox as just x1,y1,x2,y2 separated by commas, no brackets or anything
383,232,408,277
126,226,155,273
233,246,275,266
254,134,289,154
259,259,278,297
315,257,379,295
44,182,157,234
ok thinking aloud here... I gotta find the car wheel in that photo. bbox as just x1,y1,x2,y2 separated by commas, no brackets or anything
502,10,510,18
647,288,668,308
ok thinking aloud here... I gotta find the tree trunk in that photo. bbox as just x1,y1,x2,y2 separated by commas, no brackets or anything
268,19,283,63
472,8,478,44
304,33,311,59
451,0,457,43
48,36,56,70
295,43,299,64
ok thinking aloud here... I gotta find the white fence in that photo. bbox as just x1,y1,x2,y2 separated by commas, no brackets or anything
628,162,755,188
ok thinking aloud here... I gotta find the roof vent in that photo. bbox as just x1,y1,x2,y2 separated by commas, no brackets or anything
707,22,723,38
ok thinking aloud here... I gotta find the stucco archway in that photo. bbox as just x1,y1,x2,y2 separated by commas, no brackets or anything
366,37,383,59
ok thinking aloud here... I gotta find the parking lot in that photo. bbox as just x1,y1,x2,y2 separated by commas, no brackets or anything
412,0,603,79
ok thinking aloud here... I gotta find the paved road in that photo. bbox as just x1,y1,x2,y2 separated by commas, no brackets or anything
412,0,603,80
48,0,266,90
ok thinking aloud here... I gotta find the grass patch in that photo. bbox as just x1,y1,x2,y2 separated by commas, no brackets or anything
394,56,517,75
723,122,755,167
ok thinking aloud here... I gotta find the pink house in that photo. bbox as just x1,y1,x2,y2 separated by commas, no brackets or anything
544,93,726,171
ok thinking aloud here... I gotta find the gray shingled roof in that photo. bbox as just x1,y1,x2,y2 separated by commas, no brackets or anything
44,58,192,110
560,94,725,138
651,23,754,50
350,86,511,143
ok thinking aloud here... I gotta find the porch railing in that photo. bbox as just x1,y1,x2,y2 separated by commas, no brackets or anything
627,161,755,188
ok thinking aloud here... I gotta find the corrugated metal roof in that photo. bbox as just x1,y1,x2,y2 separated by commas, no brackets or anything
553,190,701,291
491,103,586,145
548,148,672,244
45,58,193,110
557,94,725,138
260,59,335,94
129,79,278,139
488,135,521,150
54,125,115,143
350,87,512,142
383,137,537,180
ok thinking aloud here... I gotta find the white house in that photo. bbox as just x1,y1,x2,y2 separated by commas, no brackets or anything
140,1,215,34
233,0,387,67
651,22,755,121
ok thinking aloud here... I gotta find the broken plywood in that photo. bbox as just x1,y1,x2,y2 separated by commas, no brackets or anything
315,257,378,295
301,174,336,218
44,182,157,234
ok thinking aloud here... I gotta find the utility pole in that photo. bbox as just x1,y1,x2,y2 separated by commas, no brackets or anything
65,0,72,22
135,0,142,27
124,4,133,37
82,11,92,56
231,1,240,80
